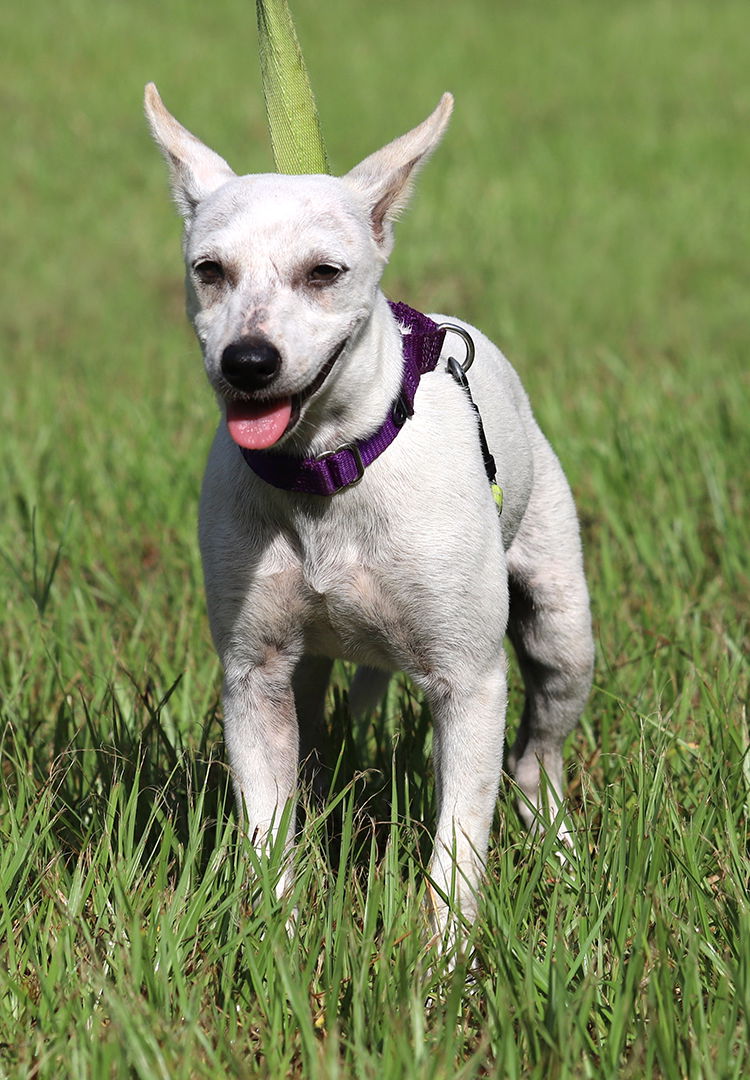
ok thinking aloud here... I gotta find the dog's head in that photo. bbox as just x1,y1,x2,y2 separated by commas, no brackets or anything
145,85,452,450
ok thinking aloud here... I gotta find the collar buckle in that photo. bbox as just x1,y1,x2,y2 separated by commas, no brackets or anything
315,442,365,490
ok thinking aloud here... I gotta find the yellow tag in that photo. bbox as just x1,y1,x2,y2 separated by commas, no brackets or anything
491,482,503,513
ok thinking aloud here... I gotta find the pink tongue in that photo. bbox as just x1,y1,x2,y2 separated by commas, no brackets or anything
226,398,293,450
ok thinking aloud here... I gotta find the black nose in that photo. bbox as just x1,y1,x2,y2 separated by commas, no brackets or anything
221,336,282,392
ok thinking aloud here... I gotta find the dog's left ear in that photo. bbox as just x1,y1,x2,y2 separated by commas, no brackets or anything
343,94,454,256
144,83,236,223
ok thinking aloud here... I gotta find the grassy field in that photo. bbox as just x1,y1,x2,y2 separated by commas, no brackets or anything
1,0,749,1076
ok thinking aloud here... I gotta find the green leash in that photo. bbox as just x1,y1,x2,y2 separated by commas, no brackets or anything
256,0,329,174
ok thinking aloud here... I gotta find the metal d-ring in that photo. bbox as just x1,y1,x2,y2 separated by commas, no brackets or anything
438,322,476,373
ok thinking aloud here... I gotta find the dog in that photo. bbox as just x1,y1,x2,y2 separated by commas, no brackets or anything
144,84,594,935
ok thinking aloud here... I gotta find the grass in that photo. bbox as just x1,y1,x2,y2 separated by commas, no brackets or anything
1,0,749,1075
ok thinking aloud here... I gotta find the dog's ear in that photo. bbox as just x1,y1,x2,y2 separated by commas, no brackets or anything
343,94,453,254
144,83,236,222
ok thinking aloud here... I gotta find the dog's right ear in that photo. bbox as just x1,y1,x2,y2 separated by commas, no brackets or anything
144,84,236,222
343,94,453,257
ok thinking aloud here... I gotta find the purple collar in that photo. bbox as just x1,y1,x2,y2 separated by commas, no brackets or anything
239,301,446,495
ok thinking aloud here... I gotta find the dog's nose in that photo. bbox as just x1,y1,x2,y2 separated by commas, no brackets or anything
221,336,282,392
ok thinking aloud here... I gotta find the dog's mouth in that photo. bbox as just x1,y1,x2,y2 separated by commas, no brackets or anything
224,338,348,451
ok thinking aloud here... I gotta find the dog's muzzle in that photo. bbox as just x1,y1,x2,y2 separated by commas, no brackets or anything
221,335,281,392
221,335,350,451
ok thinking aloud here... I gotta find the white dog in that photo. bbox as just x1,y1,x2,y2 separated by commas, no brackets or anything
144,84,594,933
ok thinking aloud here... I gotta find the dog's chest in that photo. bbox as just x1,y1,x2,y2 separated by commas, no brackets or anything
289,516,411,670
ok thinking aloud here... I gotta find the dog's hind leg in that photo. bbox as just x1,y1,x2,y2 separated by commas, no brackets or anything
293,655,333,798
504,436,594,840
348,665,391,720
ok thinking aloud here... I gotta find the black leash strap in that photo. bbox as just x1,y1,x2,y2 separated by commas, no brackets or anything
446,355,504,513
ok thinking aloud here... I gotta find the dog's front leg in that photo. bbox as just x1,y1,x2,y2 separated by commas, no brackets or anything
425,655,508,939
222,644,301,898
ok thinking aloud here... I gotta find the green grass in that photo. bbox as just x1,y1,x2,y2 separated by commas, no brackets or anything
1,0,749,1075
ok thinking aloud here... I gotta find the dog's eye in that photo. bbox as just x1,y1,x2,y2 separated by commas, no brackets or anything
308,264,345,285
193,260,224,286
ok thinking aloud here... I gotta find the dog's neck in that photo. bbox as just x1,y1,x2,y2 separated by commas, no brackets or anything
283,291,405,459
